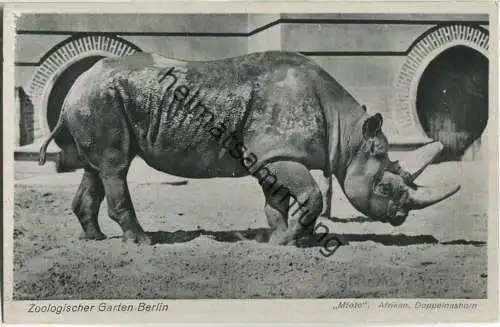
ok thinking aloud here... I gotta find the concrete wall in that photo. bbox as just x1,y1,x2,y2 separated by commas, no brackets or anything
16,14,249,33
281,23,431,123
247,14,282,52
15,14,250,89
15,87,35,146
13,13,490,160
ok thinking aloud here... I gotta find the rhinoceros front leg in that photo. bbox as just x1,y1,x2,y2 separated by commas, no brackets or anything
258,161,323,246
318,174,332,218
262,185,289,245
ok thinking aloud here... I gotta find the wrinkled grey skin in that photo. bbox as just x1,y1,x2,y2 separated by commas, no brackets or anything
39,51,460,246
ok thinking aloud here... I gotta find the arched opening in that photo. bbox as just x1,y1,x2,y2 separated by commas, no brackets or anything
416,45,488,162
46,55,105,144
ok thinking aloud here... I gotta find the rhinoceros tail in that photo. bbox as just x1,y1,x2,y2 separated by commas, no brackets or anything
38,113,65,166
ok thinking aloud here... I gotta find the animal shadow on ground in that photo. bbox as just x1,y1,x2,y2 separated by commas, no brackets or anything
146,229,443,247
144,215,486,248
147,228,270,245
326,216,374,223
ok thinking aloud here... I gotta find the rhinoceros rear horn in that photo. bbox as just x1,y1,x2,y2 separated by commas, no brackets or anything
406,183,461,210
399,141,444,182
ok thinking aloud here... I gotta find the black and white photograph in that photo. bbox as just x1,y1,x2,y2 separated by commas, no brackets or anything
2,2,499,323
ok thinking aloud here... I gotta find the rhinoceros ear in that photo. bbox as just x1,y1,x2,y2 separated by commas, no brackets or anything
362,113,383,139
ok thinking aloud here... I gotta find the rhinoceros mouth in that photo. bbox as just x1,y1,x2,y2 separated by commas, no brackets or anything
372,141,461,225
344,141,461,226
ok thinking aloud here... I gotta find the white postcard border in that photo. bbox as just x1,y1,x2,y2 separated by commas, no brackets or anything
3,1,499,323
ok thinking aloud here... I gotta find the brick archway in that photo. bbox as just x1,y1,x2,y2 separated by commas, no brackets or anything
394,24,489,143
27,35,142,138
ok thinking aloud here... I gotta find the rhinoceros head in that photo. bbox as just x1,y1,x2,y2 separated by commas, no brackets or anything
342,113,461,226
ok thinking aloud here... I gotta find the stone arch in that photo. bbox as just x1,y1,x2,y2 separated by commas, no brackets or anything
27,34,142,138
394,24,489,145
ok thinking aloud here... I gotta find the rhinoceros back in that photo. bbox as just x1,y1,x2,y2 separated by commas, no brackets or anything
62,51,355,178
69,53,258,177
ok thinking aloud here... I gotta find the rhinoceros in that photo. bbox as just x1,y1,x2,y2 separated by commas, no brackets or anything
39,51,460,246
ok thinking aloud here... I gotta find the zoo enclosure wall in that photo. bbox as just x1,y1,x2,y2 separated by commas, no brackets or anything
13,13,491,162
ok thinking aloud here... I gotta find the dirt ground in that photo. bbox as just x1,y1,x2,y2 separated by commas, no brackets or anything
12,159,488,299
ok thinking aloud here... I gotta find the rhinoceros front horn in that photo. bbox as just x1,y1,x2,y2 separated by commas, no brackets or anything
399,141,444,182
406,183,461,210
398,141,461,210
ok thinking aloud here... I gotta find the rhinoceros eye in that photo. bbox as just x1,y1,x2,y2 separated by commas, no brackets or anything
376,183,393,196
381,184,391,194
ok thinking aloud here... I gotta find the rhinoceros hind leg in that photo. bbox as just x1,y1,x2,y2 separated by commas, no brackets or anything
258,161,323,246
99,167,152,245
72,168,106,240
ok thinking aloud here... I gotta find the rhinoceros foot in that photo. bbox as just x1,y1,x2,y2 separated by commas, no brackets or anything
268,232,289,246
267,229,302,246
388,212,408,227
78,230,107,241
122,230,153,245
268,226,316,247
